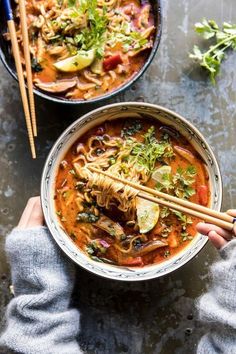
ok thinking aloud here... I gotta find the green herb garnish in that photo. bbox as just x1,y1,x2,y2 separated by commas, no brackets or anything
108,156,116,165
76,212,99,223
189,19,236,83
86,239,109,258
161,225,172,238
73,0,108,58
121,120,143,137
69,169,76,175
75,181,86,191
31,58,43,72
173,166,197,199
160,207,171,219
174,211,193,230
181,231,193,242
128,127,174,173
156,165,197,200
164,250,170,258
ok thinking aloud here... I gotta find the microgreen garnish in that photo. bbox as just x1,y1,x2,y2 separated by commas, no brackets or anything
156,165,197,199
73,0,108,58
181,231,193,242
189,19,236,83
86,239,110,257
51,0,108,59
69,169,77,177
128,127,174,173
121,120,143,137
161,225,172,238
107,21,149,53
174,211,193,230
160,207,170,219
76,212,99,223
164,250,170,258
173,166,197,199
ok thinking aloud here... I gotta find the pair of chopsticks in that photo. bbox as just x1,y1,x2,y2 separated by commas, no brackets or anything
3,0,37,158
89,166,235,231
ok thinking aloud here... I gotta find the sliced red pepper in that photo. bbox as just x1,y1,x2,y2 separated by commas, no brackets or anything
103,54,123,71
121,256,144,267
197,185,208,206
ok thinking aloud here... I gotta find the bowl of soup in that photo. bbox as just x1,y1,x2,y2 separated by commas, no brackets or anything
0,0,162,104
41,102,222,281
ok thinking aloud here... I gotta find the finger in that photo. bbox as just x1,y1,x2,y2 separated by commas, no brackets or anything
26,197,44,228
208,230,227,249
226,210,236,236
18,197,38,228
196,222,232,240
226,209,236,217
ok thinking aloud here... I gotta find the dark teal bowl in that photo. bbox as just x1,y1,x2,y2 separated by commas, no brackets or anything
0,0,162,105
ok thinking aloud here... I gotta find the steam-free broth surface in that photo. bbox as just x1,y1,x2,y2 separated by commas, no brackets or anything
55,118,210,267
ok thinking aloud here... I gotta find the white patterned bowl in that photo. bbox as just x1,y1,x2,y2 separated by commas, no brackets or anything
41,102,222,281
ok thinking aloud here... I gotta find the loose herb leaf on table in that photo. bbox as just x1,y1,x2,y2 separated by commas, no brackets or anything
189,19,236,83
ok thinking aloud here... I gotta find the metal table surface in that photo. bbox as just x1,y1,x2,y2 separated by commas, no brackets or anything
0,0,236,353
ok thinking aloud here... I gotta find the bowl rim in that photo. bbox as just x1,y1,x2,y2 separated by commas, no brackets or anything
41,101,223,281
0,0,162,105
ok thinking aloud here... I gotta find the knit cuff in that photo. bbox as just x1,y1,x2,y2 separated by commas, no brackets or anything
6,226,63,267
5,226,76,298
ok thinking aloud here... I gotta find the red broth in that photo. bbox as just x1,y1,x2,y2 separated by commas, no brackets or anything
55,118,210,267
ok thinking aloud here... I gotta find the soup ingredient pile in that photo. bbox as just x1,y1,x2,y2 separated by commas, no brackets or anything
55,119,210,267
8,0,155,100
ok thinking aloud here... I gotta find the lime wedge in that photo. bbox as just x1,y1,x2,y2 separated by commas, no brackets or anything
136,196,160,234
54,49,95,73
152,166,172,183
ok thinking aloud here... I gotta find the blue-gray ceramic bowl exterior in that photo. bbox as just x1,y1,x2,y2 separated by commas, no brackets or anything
0,1,162,104
41,102,222,281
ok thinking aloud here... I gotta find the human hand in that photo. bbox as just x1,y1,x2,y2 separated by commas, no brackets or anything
196,209,236,249
17,196,44,229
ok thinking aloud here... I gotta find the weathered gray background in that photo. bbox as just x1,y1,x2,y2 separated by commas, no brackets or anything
0,0,236,353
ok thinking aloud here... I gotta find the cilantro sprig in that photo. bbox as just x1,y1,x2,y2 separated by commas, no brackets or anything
74,0,108,58
128,127,174,173
156,165,197,199
174,211,193,230
53,0,108,59
189,19,236,83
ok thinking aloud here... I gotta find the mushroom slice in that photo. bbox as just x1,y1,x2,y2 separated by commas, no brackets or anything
130,240,168,257
173,146,195,164
95,215,125,241
34,78,77,93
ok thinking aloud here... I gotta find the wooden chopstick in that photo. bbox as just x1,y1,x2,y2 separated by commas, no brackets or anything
3,0,36,158
19,0,37,137
89,166,234,231
138,192,233,231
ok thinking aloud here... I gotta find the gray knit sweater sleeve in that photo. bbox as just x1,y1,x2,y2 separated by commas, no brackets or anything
197,239,236,354
0,226,83,354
